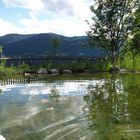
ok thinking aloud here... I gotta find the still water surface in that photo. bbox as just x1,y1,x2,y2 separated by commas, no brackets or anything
0,74,140,140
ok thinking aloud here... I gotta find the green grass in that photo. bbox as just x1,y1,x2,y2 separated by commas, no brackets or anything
118,52,140,71
0,63,30,77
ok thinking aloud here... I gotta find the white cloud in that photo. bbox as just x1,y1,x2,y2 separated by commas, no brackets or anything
68,0,92,19
1,0,93,36
42,0,92,20
2,0,44,12
43,0,74,16
20,17,88,36
0,17,88,36
0,18,22,36
2,0,92,18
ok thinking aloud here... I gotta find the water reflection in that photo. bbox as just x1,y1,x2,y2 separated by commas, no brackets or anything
0,89,2,94
83,74,140,140
49,86,61,102
0,74,140,140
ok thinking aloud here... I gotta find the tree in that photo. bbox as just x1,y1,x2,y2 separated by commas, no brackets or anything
129,7,140,54
0,46,3,53
50,38,61,57
87,0,139,66
0,46,3,57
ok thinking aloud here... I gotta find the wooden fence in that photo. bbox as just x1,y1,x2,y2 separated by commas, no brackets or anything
0,77,47,85
0,57,109,66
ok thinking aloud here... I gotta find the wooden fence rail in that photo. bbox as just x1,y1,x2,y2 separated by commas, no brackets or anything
0,77,47,85
0,57,110,66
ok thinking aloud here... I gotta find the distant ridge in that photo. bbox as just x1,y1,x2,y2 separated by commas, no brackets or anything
0,33,105,57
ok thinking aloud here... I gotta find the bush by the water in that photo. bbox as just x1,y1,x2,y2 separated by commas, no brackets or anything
119,52,140,71
0,62,30,77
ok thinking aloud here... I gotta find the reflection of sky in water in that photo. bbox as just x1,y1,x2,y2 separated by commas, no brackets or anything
0,80,88,140
0,80,101,96
0,84,17,92
26,80,102,96
0,80,102,112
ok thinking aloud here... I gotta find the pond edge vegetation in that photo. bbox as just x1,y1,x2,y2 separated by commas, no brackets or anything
1,51,140,77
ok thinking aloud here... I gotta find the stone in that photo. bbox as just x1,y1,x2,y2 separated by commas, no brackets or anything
23,70,36,75
24,73,31,76
85,69,90,72
49,69,59,75
119,69,127,73
46,107,54,111
37,68,48,74
62,70,72,74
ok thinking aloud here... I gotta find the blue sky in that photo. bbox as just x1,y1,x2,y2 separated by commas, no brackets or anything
0,0,93,36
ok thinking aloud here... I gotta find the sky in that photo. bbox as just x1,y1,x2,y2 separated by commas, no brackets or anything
0,0,93,37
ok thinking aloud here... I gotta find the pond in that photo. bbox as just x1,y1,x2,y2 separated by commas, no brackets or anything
0,74,140,140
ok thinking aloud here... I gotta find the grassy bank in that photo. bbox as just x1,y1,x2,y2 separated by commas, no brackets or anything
0,62,30,77
118,52,140,71
0,53,140,77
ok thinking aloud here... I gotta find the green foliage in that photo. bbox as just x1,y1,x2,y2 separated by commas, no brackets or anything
0,62,30,77
18,63,30,71
0,89,2,94
50,38,61,56
50,38,60,49
118,51,140,71
0,46,3,54
131,31,140,53
120,52,133,70
127,7,140,54
106,62,112,71
0,66,17,76
87,0,139,65
0,59,6,67
133,55,140,70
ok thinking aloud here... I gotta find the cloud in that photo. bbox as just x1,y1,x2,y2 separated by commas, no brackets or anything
0,0,92,36
43,0,74,16
68,0,92,19
2,0,92,18
20,17,88,36
2,0,44,12
0,18,22,35
43,0,92,19
0,17,88,36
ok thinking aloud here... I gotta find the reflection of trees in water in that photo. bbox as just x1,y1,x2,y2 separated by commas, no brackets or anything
0,89,2,94
49,85,60,102
83,75,135,140
50,88,60,97
122,74,140,123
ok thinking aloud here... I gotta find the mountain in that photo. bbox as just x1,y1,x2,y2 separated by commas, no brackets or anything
0,33,105,58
